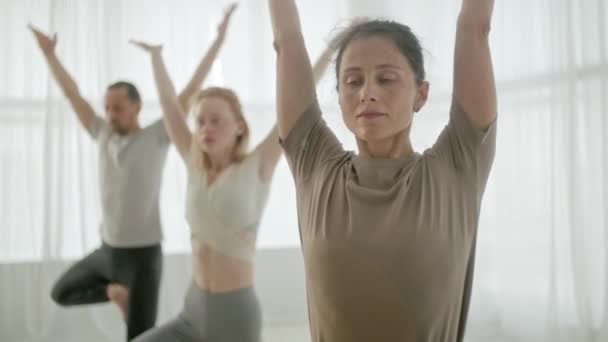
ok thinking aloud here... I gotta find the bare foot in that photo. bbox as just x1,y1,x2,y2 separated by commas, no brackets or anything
106,283,129,321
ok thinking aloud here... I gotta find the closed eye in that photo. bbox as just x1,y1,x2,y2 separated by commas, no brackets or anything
378,72,398,84
344,77,363,87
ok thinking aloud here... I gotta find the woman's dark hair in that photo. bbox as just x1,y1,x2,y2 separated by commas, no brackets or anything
335,20,426,87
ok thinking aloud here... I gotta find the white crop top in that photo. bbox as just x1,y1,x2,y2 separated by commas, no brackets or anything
185,149,271,261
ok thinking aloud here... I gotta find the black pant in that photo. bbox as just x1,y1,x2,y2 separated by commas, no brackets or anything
51,242,163,341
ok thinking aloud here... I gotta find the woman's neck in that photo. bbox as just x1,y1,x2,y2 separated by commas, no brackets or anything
356,130,414,159
206,148,235,174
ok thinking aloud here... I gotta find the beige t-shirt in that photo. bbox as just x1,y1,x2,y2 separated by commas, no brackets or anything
280,98,496,342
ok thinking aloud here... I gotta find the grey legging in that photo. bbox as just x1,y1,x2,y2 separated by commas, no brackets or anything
133,281,262,342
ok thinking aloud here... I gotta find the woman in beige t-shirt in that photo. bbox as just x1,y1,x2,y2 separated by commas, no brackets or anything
269,1,497,341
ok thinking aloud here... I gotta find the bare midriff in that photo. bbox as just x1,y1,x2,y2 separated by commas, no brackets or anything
191,239,254,293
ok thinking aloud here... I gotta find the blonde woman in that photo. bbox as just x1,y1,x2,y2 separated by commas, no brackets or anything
130,5,338,341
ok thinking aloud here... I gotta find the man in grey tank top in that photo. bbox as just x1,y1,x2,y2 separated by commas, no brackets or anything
29,15,235,339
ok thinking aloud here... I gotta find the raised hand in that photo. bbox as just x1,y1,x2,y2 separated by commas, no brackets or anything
176,3,238,115
217,3,238,39
28,24,96,134
28,24,57,56
129,40,163,55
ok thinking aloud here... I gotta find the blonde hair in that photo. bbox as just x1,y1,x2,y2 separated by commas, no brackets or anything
189,87,250,170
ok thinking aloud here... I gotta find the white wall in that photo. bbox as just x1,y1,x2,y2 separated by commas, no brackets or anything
0,248,309,341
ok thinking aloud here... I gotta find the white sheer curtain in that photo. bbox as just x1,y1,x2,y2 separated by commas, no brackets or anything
1,0,606,341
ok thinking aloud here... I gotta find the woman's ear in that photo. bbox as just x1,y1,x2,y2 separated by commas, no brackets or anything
414,81,430,112
236,120,246,136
